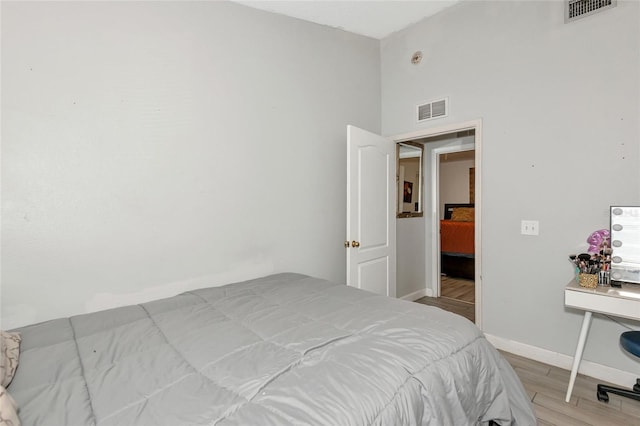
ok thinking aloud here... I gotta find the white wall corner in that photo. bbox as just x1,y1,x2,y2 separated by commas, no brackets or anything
485,334,637,388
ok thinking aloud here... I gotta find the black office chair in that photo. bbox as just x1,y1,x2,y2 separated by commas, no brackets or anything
597,330,640,403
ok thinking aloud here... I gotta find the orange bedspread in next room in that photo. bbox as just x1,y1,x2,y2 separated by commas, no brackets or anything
440,220,475,255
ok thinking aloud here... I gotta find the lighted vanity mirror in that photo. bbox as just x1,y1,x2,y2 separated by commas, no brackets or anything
397,142,423,218
610,206,640,284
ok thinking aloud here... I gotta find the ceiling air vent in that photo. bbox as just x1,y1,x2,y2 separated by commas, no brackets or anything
565,0,616,22
417,97,448,123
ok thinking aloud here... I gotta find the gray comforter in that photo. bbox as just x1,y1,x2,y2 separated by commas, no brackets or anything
9,273,536,425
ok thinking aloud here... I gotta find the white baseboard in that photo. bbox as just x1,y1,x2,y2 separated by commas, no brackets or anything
400,288,427,301
485,333,636,388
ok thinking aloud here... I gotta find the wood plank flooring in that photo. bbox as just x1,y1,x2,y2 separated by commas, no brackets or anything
415,294,475,322
441,276,475,303
415,276,476,322
501,351,640,425
412,295,640,424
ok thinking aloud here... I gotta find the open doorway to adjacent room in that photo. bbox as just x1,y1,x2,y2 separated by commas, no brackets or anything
395,122,480,325
437,148,476,317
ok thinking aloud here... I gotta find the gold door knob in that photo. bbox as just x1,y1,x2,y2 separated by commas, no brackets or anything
344,241,350,248
352,241,360,248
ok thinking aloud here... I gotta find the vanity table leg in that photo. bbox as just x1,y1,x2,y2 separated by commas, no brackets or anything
565,311,593,402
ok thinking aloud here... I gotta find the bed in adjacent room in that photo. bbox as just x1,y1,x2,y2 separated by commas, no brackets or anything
441,203,476,280
4,273,535,425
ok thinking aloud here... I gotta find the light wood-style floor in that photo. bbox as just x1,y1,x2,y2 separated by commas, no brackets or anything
415,293,475,322
415,276,476,323
413,295,640,424
501,351,640,425
441,276,475,304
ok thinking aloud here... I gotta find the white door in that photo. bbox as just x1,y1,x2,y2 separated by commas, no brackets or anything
346,125,396,297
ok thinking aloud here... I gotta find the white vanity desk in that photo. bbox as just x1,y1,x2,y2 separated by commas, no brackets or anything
564,280,640,402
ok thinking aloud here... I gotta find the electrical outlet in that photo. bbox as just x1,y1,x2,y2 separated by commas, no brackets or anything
521,220,539,236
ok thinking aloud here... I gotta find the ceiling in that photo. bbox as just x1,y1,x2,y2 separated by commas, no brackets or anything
232,1,462,39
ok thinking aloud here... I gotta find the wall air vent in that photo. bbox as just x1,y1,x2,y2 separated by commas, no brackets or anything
417,97,448,123
565,0,616,22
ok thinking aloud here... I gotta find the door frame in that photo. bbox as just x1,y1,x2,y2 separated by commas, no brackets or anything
392,119,483,329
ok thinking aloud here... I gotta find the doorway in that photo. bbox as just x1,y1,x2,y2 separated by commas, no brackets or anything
393,120,482,328
437,146,476,320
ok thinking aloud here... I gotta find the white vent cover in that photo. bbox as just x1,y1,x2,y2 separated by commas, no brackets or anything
565,0,616,22
417,97,448,123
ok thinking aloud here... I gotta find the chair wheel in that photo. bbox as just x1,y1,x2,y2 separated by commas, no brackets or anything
597,391,609,403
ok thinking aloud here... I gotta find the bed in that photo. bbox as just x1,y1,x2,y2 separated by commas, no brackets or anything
5,273,535,425
441,203,475,280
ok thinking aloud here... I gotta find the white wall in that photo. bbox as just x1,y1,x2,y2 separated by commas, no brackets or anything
1,1,381,328
439,157,475,217
397,217,426,299
382,1,640,374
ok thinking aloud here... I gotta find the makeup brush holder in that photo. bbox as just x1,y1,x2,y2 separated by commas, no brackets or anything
578,273,598,288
